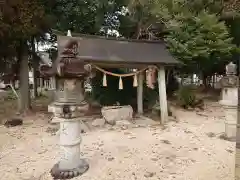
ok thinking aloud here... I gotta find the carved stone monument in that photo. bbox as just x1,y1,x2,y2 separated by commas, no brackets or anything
40,31,90,179
219,62,238,141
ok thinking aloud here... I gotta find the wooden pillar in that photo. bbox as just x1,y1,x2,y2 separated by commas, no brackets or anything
158,66,168,123
137,72,144,114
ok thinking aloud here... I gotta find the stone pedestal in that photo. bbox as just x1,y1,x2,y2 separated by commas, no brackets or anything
220,88,238,140
221,103,238,140
49,79,89,179
219,63,238,141
220,87,238,106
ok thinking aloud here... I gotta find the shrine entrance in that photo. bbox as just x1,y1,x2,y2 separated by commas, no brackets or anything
40,30,178,179
57,31,178,122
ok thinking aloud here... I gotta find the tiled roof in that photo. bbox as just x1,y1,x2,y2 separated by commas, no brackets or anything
57,35,178,65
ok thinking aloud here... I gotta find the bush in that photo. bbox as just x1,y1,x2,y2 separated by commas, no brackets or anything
142,83,159,111
4,90,17,101
176,85,198,109
151,101,173,117
91,68,137,106
90,68,160,112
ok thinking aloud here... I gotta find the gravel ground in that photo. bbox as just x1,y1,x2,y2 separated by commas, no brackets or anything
0,102,235,180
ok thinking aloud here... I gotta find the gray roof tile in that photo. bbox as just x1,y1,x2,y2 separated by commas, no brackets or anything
57,35,178,65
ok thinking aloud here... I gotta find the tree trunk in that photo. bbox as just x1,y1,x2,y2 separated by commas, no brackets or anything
31,37,38,98
212,74,216,88
202,78,207,88
202,73,208,89
33,60,38,98
133,20,142,40
19,44,30,113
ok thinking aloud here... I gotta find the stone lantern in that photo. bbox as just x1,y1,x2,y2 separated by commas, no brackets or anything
40,31,89,179
226,61,237,75
219,62,239,141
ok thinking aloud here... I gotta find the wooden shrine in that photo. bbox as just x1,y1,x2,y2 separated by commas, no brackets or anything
39,30,178,179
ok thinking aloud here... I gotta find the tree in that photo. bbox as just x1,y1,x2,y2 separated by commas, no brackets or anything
44,0,123,35
0,0,51,112
117,0,161,39
167,11,235,74
150,0,238,85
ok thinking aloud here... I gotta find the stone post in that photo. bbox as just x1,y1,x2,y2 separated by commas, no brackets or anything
49,78,89,179
39,30,91,179
219,62,239,141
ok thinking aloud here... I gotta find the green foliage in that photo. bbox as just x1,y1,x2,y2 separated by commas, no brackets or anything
176,85,204,109
46,0,124,35
1,0,240,111
151,0,238,77
91,69,137,107
0,0,49,40
0,0,52,76
90,68,159,112
176,85,197,109
4,90,17,101
227,18,240,46
118,0,160,39
143,83,159,110
121,0,239,79
37,92,48,98
166,11,235,60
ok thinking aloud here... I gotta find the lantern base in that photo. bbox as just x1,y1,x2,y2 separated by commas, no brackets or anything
50,159,89,179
